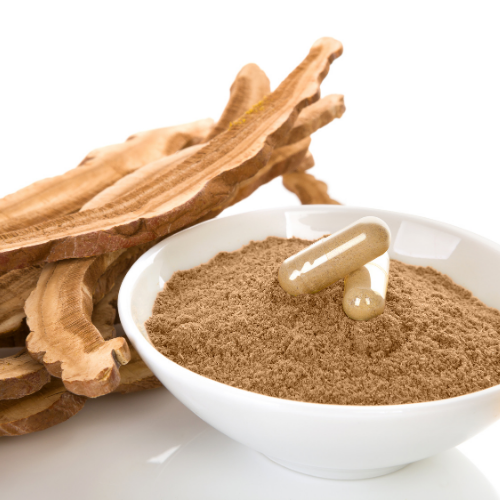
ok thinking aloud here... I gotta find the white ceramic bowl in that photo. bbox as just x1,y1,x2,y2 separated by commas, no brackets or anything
118,206,500,480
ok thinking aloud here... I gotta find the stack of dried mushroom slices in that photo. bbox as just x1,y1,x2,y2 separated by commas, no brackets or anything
0,37,344,436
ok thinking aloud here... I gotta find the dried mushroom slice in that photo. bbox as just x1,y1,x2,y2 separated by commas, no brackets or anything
283,170,341,205
206,63,271,140
24,239,154,399
0,37,343,273
0,350,50,400
0,378,86,436
25,251,132,398
0,119,213,234
286,94,345,145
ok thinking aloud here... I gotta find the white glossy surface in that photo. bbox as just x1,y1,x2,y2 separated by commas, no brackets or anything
1,387,500,500
118,206,500,480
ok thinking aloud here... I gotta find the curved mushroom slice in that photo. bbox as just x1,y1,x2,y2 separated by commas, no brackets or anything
24,240,154,399
0,37,343,273
283,170,341,205
0,119,213,234
0,350,50,400
25,251,132,398
0,378,86,436
0,239,147,342
206,63,271,140
286,94,345,145
3,254,145,402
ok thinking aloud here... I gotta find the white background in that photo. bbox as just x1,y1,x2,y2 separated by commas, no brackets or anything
1,1,500,497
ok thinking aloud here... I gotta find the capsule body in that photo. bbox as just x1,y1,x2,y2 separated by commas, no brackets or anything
278,216,391,296
343,252,390,321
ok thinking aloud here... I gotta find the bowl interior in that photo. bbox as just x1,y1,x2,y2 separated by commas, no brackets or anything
124,206,500,343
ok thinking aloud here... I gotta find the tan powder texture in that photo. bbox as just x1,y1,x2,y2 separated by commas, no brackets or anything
146,237,500,405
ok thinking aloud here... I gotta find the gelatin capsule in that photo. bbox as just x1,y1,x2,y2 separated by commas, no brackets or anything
278,216,391,296
343,252,390,321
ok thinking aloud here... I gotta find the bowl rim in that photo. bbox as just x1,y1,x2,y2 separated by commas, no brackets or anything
118,204,500,413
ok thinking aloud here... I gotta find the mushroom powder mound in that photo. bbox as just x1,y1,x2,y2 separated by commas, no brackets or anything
146,237,500,405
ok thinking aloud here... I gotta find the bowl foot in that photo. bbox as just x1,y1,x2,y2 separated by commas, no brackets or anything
266,456,408,480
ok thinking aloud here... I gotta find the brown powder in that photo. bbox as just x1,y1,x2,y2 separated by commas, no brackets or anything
146,237,500,405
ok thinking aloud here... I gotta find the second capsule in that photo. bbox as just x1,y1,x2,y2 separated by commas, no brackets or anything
278,216,391,296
